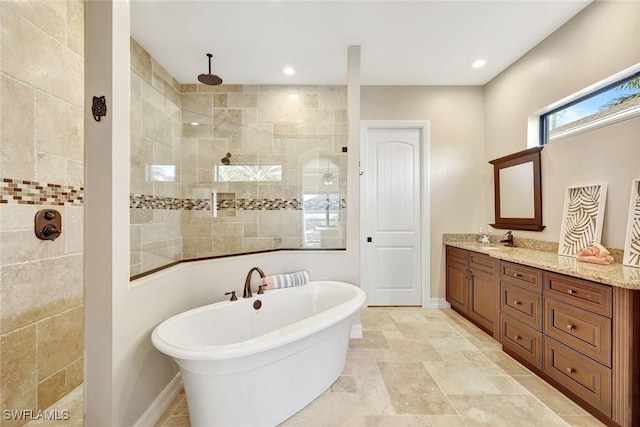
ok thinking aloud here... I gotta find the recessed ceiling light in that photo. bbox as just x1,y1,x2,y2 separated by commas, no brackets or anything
472,59,487,69
283,67,295,76
190,122,199,126
289,93,299,100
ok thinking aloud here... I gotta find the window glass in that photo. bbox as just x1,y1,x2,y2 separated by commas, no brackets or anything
214,165,282,182
542,73,640,143
302,193,341,247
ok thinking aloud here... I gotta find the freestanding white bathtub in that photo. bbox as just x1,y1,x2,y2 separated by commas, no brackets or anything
151,280,366,427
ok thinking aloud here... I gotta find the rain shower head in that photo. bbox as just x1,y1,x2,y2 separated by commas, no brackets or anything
198,53,223,85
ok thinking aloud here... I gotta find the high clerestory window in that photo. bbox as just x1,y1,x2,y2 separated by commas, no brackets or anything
540,71,640,144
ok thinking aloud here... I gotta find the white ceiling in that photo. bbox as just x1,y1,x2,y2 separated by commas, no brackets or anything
130,0,591,86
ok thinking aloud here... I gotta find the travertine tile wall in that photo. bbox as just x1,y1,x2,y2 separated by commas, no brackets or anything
129,41,347,275
130,39,183,276
180,84,348,259
0,1,84,424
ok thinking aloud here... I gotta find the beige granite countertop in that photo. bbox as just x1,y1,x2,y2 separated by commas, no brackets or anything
443,239,640,290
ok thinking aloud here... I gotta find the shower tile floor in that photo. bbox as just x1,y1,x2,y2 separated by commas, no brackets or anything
31,308,604,426
155,307,605,427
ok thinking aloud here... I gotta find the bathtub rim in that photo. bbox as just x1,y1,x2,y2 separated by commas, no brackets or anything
151,280,365,361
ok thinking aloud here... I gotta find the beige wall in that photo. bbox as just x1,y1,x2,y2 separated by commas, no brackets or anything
484,1,640,248
0,0,84,422
361,86,486,299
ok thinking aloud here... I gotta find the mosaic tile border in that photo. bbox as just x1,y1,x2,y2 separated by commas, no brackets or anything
130,194,347,211
130,194,210,210
0,178,84,206
235,198,302,211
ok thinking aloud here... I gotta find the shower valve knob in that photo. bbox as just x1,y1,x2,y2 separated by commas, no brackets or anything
42,225,61,239
35,209,62,241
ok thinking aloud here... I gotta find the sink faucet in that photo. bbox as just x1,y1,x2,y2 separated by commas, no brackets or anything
500,231,515,247
244,267,265,298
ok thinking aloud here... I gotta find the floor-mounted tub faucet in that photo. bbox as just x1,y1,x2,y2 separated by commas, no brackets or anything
500,231,515,247
244,267,266,298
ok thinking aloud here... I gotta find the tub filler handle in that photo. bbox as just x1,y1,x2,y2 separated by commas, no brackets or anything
225,291,238,301
258,284,267,294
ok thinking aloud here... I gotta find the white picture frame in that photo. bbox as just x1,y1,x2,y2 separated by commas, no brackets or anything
558,183,608,257
623,179,640,267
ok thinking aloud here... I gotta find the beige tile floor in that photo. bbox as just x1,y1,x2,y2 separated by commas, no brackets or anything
23,308,603,426
155,307,605,427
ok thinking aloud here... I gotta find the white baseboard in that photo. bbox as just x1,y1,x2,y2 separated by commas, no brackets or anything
350,322,363,339
133,372,183,427
425,298,451,309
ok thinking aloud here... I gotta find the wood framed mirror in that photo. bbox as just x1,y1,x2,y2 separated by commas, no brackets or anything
489,146,545,231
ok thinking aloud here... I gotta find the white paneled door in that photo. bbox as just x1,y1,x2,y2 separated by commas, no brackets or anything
362,123,426,306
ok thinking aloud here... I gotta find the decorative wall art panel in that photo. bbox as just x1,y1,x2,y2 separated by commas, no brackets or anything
623,179,640,267
558,183,607,257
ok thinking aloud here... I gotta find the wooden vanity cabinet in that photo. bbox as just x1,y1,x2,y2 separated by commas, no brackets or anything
542,274,614,418
468,267,496,334
499,261,544,369
445,246,640,426
446,248,469,314
445,246,499,337
500,263,640,427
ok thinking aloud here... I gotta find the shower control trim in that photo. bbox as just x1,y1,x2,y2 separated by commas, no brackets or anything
35,209,62,241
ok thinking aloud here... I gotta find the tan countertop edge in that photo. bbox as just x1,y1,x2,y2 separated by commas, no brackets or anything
444,240,640,290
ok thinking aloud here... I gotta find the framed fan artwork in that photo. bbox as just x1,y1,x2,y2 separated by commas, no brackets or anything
558,183,608,257
623,179,640,267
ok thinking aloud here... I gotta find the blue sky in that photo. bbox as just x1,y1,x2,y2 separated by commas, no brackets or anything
551,79,640,128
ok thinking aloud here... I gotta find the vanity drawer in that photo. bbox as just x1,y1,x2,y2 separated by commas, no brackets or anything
501,282,542,330
447,246,469,264
544,337,611,416
500,261,542,292
469,251,496,274
544,297,611,367
501,314,542,369
544,272,612,317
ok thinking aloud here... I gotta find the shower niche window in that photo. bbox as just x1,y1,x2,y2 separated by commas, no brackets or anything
148,165,176,182
214,165,282,182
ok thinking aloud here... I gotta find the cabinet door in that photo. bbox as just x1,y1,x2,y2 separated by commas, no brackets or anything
468,268,495,332
446,261,468,314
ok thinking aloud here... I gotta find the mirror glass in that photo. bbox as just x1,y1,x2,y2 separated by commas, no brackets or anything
499,162,534,218
489,146,545,231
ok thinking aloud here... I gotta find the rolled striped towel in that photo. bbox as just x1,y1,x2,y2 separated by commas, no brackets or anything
262,270,310,289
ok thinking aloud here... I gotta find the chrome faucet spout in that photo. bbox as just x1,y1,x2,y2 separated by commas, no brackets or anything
244,267,265,298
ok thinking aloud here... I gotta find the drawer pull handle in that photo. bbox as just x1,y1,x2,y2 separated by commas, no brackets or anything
567,324,575,330
514,335,521,341
567,289,575,295
566,367,575,374
513,273,522,278
514,300,522,305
